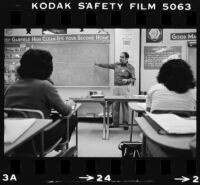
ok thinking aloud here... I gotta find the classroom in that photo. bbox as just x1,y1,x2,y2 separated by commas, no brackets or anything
4,28,197,158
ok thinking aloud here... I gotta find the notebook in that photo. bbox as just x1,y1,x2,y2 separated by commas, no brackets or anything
145,113,196,135
4,118,36,143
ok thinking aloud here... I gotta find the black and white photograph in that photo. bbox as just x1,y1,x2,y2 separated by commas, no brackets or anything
4,28,197,158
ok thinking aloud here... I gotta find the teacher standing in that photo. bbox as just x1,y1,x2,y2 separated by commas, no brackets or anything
95,52,135,129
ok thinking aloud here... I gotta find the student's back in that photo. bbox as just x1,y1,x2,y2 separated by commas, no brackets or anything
146,83,196,112
4,49,77,156
146,59,196,113
5,78,71,118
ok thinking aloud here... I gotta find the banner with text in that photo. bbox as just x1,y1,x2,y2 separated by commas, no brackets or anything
4,34,110,43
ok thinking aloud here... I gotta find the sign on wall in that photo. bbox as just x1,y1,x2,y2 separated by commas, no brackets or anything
170,33,196,40
144,46,182,69
4,34,110,43
146,29,163,43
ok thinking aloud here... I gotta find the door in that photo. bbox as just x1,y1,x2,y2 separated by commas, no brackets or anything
187,41,197,80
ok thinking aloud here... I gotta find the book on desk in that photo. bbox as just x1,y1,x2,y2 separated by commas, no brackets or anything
144,112,196,135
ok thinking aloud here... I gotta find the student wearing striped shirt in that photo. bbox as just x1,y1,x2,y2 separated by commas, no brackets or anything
146,59,196,113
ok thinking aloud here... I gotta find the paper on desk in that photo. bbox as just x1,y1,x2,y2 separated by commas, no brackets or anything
146,112,196,134
137,103,146,110
4,118,36,143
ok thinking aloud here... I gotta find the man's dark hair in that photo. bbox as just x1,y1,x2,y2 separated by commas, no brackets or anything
157,59,195,93
17,49,53,80
122,52,129,59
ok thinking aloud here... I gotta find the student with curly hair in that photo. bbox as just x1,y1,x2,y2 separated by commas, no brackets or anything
146,59,196,112
4,49,77,154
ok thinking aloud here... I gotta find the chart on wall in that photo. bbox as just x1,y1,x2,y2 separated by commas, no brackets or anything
4,44,26,84
144,46,182,69
4,34,110,86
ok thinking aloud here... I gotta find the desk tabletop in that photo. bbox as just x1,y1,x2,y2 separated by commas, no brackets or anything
105,95,146,102
51,103,82,114
67,103,82,117
71,97,105,103
135,117,194,150
71,95,146,103
4,119,52,155
128,102,146,112
72,103,82,111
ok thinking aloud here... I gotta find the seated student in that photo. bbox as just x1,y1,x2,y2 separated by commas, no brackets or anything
4,49,77,154
146,59,196,113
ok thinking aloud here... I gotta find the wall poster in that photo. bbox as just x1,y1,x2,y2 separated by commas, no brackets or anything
144,46,182,69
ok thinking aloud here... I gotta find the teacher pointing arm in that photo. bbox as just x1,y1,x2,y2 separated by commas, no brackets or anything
95,52,136,129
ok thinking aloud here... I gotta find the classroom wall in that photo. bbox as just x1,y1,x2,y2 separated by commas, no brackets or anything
141,29,196,93
59,29,140,116
5,28,140,117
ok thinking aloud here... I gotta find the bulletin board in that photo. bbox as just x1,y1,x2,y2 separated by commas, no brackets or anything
4,34,110,87
144,46,182,69
141,45,182,92
4,44,26,84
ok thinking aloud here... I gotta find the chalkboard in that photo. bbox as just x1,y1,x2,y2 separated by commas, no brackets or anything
4,35,110,87
29,43,109,86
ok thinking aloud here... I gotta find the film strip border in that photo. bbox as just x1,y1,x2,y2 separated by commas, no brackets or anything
1,158,198,183
1,0,200,184
7,10,197,28
0,0,199,27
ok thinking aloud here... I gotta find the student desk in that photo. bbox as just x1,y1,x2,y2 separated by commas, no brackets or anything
4,119,52,155
70,97,107,139
104,95,146,140
128,102,146,142
128,102,146,113
134,117,195,157
128,102,146,122
50,103,82,157
72,103,82,156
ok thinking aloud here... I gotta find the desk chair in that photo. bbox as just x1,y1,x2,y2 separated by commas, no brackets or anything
152,110,196,118
4,108,44,118
48,110,78,157
4,108,75,157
